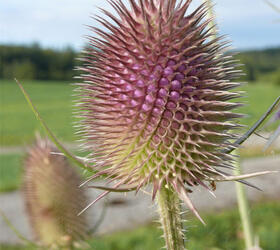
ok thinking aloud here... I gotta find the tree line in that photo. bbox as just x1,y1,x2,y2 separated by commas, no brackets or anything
236,47,280,84
1,44,280,84
0,44,76,81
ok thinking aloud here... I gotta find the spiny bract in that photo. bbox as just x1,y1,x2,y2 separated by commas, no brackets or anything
23,138,88,247
76,0,242,219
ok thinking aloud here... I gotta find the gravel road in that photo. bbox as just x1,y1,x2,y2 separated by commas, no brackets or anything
0,155,279,245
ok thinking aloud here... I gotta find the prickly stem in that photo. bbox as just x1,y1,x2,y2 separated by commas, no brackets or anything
234,151,255,250
157,187,185,250
203,3,257,248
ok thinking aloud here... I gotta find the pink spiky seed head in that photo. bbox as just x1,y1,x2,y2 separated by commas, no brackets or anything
76,0,243,220
23,138,88,247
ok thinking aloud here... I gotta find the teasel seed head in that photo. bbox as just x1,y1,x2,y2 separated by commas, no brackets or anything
76,0,243,220
23,138,88,247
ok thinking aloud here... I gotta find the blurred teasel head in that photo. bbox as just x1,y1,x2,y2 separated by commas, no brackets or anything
23,138,88,247
76,0,243,218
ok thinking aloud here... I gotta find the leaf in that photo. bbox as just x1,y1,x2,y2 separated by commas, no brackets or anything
87,184,137,192
0,209,38,247
264,125,280,151
87,201,108,234
264,0,280,12
224,96,280,154
207,170,278,182
15,78,93,173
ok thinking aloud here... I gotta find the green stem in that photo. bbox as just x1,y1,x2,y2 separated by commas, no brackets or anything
234,153,255,249
202,1,257,248
0,209,38,248
157,187,185,250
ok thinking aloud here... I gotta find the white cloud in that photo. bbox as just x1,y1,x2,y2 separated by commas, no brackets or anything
1,0,279,50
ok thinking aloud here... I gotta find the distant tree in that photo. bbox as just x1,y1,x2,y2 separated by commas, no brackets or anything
0,44,78,81
2,60,36,80
275,70,280,86
0,44,279,83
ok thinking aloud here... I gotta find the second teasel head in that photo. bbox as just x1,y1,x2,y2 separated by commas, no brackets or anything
23,138,88,247
76,0,243,218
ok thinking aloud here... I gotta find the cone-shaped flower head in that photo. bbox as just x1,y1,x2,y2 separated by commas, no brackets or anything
23,138,88,247
77,0,242,219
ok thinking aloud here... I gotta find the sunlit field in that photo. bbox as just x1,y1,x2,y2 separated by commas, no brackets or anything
1,202,279,250
1,0,280,248
1,80,279,249
1,80,279,146
1,80,280,192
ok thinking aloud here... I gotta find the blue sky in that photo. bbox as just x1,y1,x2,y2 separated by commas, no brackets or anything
1,0,279,51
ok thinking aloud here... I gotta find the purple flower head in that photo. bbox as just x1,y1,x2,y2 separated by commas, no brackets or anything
76,0,243,219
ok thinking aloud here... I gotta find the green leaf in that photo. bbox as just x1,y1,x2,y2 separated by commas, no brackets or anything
224,95,280,154
15,78,93,173
88,184,137,192
0,208,38,248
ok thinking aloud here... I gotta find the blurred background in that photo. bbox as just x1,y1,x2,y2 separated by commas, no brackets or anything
0,0,280,249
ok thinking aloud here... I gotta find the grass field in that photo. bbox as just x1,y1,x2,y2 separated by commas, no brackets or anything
0,151,87,192
1,80,280,147
238,83,280,129
0,80,279,249
1,80,279,192
1,147,278,193
1,202,280,250
0,153,23,192
0,80,76,146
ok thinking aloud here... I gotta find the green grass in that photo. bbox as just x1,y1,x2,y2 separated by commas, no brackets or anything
100,201,280,250
0,80,76,146
0,80,279,192
0,153,23,192
1,147,278,193
1,80,279,147
1,202,279,250
1,81,279,249
0,151,88,193
237,83,280,131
